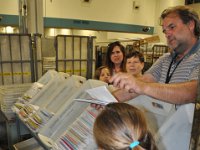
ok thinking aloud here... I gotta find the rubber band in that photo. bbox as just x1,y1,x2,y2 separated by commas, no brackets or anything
129,141,140,149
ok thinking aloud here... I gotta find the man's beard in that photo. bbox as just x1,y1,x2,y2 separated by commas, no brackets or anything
170,41,186,55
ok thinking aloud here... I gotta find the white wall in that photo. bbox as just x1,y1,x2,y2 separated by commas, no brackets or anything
1,0,199,44
0,0,18,14
44,0,156,26
0,0,157,27
43,0,157,42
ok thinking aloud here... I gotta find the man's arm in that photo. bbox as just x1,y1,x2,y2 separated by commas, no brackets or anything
110,73,197,104
111,73,156,102
138,80,197,104
112,89,138,102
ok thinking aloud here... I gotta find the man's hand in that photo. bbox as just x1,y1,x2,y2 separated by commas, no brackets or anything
109,72,142,94
112,89,138,102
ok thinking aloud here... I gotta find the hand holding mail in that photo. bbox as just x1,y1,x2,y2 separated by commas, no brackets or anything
109,72,144,94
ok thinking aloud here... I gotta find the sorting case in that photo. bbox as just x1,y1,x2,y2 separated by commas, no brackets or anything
13,70,86,131
13,70,107,149
38,79,107,149
12,70,194,150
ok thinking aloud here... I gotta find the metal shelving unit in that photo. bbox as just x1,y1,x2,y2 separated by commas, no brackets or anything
55,35,96,79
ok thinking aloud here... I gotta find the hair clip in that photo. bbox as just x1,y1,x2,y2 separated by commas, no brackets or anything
129,141,140,149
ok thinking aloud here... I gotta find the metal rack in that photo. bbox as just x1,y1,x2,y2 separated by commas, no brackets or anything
152,44,168,63
55,35,96,79
0,34,44,85
0,34,35,85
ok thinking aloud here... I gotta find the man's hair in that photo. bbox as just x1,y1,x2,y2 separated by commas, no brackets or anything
160,5,200,37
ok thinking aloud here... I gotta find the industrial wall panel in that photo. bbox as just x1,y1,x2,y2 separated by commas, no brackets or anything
0,34,35,85
56,35,95,79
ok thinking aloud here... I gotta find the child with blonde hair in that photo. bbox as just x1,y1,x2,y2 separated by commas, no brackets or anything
94,66,111,83
93,103,157,150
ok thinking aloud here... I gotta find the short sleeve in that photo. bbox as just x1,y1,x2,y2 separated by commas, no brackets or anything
189,65,200,80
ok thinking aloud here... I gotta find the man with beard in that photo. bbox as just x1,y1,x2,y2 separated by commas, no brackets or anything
110,5,200,105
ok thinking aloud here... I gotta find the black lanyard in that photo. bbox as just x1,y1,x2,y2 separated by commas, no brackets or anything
165,54,184,83
165,39,200,84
